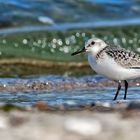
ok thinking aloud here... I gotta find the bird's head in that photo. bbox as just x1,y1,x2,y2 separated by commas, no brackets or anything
71,38,107,56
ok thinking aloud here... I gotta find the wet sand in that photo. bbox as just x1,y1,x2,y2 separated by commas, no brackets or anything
0,75,139,91
0,100,140,140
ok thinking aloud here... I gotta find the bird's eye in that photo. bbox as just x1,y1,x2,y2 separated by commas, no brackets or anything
91,41,95,45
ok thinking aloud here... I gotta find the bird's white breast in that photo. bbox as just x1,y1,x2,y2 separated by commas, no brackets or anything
88,52,140,80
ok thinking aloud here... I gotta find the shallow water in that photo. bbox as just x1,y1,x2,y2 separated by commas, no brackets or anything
0,1,140,62
0,1,140,106
2,87,139,106
0,75,139,106
0,0,140,29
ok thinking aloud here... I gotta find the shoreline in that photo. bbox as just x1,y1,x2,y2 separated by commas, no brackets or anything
0,100,139,140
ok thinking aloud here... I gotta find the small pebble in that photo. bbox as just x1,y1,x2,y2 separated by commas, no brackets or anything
33,101,48,110
64,117,101,136
96,101,111,108
0,116,8,129
127,101,140,110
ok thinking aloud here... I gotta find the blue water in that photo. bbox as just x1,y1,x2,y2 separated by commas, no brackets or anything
0,0,140,106
0,0,140,29
0,85,140,106
0,75,139,106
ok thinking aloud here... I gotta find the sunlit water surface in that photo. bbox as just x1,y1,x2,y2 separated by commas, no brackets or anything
0,75,139,106
0,0,140,106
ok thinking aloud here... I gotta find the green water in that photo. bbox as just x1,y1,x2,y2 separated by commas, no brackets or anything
0,25,140,62
0,1,140,106
0,25,139,104
0,25,139,76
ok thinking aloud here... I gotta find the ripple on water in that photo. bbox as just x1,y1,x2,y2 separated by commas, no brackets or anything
0,75,139,106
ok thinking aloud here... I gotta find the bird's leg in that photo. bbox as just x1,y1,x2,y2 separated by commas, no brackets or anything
113,80,121,100
124,80,128,100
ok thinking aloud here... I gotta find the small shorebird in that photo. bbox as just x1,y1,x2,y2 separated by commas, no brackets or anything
71,38,140,100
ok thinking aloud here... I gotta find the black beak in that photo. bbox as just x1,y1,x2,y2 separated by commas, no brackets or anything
71,47,86,56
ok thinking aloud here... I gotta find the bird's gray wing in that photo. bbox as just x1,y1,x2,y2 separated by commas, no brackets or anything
105,46,140,69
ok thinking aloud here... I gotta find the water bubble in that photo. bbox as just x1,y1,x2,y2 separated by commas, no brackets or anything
76,32,80,37
113,38,118,45
2,40,6,44
128,39,133,44
71,35,75,40
103,36,108,40
14,43,19,47
50,48,55,53
53,38,57,43
33,42,38,46
69,35,76,44
23,39,28,44
65,39,70,45
63,46,69,53
91,34,96,38
52,44,56,48
137,48,140,53
41,38,47,48
41,44,46,48
82,32,86,37
57,39,63,46
59,47,63,52
37,40,42,44
122,37,126,44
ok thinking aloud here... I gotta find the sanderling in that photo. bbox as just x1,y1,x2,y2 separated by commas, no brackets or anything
71,38,140,100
